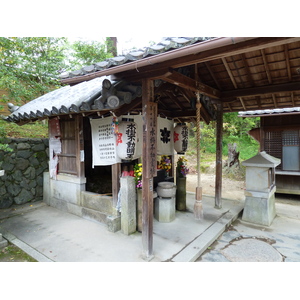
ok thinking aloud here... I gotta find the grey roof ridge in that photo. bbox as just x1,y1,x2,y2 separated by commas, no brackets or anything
59,37,210,80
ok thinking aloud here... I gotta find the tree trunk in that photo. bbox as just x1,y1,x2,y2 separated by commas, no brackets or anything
226,143,240,168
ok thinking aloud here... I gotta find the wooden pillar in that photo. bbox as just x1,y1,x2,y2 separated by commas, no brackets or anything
75,115,85,178
141,78,157,260
215,101,223,209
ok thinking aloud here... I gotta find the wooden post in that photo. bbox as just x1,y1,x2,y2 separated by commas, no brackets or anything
75,115,85,178
215,101,223,209
142,78,157,260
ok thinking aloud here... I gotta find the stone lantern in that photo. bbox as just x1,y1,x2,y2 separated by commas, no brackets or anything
241,151,281,226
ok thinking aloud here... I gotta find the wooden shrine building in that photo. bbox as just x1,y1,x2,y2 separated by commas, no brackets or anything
6,37,300,259
240,107,300,195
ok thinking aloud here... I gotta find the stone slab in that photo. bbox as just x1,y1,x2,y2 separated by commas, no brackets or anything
221,238,283,262
172,205,243,262
1,230,52,262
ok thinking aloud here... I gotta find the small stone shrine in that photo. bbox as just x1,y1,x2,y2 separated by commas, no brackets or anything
242,151,281,226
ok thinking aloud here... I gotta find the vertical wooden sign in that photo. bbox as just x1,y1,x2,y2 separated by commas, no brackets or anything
144,102,157,179
142,79,157,260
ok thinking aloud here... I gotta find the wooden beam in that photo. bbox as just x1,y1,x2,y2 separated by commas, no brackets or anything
161,69,221,99
221,81,300,101
75,115,85,178
141,78,157,260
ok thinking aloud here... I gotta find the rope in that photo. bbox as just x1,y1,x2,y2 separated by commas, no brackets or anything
196,92,201,188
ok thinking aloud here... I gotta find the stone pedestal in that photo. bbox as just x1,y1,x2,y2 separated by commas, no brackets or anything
136,189,142,232
120,176,136,235
242,188,276,226
154,196,175,222
176,177,186,211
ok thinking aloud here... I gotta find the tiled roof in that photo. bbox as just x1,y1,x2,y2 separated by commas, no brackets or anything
5,76,141,122
238,107,300,117
5,37,211,123
59,37,210,80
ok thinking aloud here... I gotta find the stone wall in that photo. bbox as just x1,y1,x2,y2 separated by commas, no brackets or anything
0,138,49,208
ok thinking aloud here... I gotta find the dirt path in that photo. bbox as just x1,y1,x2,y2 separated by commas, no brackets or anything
186,173,245,201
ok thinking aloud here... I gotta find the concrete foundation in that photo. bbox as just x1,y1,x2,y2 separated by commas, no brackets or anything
43,172,121,232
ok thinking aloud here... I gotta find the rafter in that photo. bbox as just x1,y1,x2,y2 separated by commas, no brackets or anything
241,53,255,86
177,87,195,106
204,61,223,90
261,49,272,84
284,45,292,81
164,91,185,110
222,57,248,110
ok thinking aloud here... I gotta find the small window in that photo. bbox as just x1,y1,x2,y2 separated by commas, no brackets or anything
282,130,300,171
58,118,77,175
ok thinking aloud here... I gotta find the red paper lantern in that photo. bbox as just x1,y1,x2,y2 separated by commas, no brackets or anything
174,123,188,154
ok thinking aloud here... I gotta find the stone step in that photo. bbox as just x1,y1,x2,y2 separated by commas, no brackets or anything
81,191,117,216
81,207,121,233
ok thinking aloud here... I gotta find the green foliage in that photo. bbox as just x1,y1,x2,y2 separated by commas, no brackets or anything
0,118,48,139
188,112,260,161
69,38,114,69
0,37,68,105
0,37,114,107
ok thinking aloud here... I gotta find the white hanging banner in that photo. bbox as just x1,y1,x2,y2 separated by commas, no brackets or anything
122,115,143,160
90,117,121,167
48,117,61,180
157,117,174,155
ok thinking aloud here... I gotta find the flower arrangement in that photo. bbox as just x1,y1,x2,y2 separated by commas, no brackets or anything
158,155,172,173
176,156,189,178
133,163,143,189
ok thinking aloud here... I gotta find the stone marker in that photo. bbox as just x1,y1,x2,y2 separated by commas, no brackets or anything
120,176,136,235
